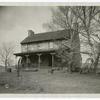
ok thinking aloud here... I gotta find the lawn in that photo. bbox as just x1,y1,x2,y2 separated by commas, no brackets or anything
0,69,100,93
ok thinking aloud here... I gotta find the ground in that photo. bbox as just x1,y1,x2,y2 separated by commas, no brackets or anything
0,69,100,93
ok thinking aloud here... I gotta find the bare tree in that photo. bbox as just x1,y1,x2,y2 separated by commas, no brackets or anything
71,6,100,72
43,6,100,73
0,42,15,71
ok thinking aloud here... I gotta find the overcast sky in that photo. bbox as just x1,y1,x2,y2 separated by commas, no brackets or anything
0,6,52,52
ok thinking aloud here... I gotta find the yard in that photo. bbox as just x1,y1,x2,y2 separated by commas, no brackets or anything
0,69,100,93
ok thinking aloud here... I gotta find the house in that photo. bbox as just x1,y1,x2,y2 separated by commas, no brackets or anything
14,29,81,70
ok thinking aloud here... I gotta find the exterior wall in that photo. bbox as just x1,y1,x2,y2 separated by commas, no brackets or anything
21,40,62,52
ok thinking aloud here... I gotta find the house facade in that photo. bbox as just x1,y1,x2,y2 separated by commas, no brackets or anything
14,29,81,70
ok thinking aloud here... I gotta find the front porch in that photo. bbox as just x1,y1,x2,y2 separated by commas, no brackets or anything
14,50,60,70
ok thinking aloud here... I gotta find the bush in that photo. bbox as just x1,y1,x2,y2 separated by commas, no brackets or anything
7,68,12,72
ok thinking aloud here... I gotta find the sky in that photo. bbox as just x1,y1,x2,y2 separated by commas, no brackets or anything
0,6,52,53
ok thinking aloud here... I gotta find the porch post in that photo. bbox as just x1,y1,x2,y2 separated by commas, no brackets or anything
26,55,30,67
37,53,41,69
50,53,55,68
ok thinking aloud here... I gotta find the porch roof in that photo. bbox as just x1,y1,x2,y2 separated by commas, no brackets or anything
14,49,55,56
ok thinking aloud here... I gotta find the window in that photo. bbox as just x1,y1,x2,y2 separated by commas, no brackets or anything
38,42,49,50
49,42,53,49
21,44,27,52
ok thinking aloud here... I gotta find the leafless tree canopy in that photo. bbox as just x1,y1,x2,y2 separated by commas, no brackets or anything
0,42,15,71
43,6,100,73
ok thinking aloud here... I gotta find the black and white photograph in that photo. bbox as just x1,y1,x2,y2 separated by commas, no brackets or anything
0,2,100,95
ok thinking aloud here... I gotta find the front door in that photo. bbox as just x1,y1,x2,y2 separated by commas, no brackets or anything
40,54,52,68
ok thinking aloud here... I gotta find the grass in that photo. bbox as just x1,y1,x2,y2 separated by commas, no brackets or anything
0,69,100,93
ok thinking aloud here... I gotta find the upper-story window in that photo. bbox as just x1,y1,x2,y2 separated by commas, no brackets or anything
49,42,53,49
37,43,41,50
27,44,37,51
53,41,59,49
38,42,49,50
21,44,27,52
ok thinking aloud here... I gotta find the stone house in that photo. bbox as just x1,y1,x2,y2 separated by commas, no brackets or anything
14,29,81,70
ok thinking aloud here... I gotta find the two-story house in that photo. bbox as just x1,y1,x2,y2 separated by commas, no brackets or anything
14,29,81,70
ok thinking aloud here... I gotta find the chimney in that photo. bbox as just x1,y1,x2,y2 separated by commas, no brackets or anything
28,30,34,36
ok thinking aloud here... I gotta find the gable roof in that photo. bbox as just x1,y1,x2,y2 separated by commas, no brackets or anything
21,29,71,44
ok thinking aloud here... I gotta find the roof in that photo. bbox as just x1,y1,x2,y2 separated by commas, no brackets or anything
21,29,71,44
14,49,55,56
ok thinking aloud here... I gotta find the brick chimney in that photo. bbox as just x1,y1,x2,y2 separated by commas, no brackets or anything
71,23,82,70
28,30,34,36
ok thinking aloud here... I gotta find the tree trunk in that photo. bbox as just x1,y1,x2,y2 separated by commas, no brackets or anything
17,58,22,77
93,44,100,73
94,52,100,73
5,60,7,72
